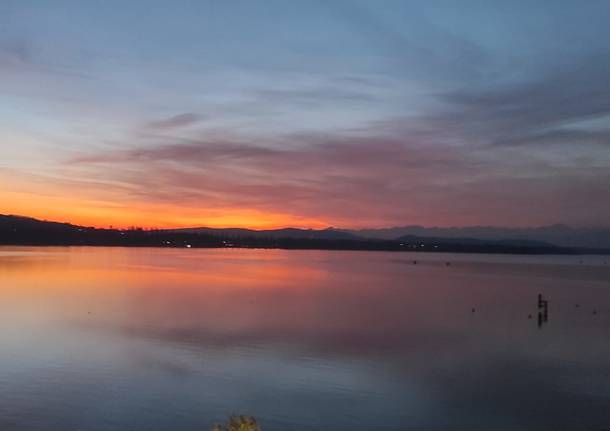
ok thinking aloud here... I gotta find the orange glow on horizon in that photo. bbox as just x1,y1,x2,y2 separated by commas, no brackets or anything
0,189,330,230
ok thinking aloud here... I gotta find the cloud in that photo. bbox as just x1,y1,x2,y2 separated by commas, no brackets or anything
494,128,610,148
431,53,610,147
320,0,493,83
66,118,610,228
52,47,610,228
145,113,202,130
3,0,610,230
0,40,31,66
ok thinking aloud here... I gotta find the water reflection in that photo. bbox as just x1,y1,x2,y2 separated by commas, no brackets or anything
0,247,609,431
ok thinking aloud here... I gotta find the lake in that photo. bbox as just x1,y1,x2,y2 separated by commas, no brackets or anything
1,247,609,431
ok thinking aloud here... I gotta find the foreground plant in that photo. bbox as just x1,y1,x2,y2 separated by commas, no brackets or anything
212,415,261,431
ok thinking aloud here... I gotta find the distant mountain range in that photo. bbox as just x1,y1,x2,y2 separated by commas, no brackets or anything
164,226,359,240
342,225,610,249
170,224,610,249
166,226,555,248
1,214,609,254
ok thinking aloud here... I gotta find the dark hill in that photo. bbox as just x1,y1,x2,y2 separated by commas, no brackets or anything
1,214,602,254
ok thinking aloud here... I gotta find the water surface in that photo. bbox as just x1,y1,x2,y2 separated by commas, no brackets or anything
1,247,609,430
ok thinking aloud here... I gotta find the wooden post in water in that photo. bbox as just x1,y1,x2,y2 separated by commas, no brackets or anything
537,294,548,327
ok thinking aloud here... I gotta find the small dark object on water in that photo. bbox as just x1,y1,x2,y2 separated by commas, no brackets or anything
575,304,580,308
471,308,475,313
446,262,451,266
413,260,417,265
593,310,598,315
528,314,532,319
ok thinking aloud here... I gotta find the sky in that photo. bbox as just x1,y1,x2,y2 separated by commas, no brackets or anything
1,0,609,229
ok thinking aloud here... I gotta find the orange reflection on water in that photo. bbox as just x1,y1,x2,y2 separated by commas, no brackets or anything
0,247,334,334
4,247,609,354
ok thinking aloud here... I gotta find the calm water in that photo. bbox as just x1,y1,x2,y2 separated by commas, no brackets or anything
1,247,609,431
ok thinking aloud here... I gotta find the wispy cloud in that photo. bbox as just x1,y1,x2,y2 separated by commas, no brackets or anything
145,113,202,130
3,1,610,228
66,117,610,227
433,53,610,148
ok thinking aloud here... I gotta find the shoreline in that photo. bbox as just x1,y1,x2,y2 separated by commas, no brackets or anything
2,241,607,256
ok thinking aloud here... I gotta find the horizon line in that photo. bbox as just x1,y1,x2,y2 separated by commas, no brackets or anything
2,213,609,232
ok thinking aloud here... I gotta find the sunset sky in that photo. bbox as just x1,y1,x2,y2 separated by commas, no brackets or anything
1,0,609,229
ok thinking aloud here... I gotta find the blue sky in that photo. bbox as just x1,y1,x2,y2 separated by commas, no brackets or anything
1,0,609,228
